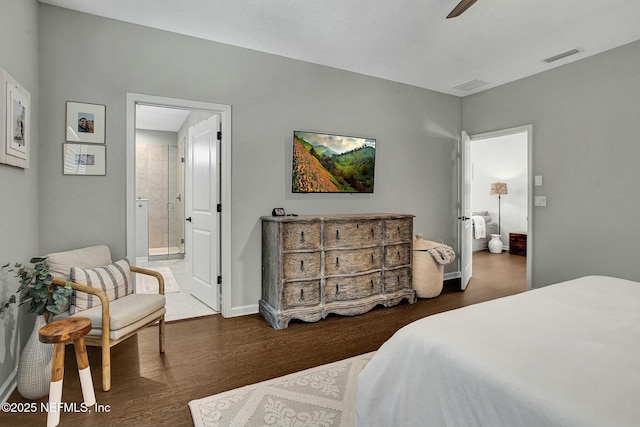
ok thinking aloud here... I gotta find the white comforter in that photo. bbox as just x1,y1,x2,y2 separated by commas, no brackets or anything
355,276,640,427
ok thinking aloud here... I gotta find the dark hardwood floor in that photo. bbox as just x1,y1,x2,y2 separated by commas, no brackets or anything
2,250,525,427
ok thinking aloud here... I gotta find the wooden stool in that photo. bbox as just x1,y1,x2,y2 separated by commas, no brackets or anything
39,317,96,427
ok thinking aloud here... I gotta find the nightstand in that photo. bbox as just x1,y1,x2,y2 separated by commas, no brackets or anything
509,232,527,256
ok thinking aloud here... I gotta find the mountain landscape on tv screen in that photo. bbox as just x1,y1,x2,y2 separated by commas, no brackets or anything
292,132,375,193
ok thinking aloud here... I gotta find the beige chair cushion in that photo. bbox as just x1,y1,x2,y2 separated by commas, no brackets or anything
47,245,112,280
54,293,166,338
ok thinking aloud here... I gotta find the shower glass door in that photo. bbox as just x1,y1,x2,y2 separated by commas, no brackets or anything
136,137,185,260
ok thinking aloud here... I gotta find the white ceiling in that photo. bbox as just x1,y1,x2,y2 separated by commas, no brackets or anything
40,0,640,96
135,105,191,132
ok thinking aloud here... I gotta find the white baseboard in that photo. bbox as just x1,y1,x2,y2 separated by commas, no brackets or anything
444,271,461,281
229,303,258,317
0,367,17,404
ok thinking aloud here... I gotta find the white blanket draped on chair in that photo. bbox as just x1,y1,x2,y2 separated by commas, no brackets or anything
472,215,486,239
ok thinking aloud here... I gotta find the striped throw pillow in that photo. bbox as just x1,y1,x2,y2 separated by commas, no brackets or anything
69,259,133,314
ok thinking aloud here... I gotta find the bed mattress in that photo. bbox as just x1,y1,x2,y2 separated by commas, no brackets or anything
355,276,640,427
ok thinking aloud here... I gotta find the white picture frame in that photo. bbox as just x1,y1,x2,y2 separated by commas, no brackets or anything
66,101,106,144
0,67,30,169
63,143,106,176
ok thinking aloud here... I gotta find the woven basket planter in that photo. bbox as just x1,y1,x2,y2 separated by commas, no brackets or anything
412,236,445,298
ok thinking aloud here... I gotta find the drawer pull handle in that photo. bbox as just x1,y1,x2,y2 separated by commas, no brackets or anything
371,254,374,264
300,231,304,243
300,260,304,271
397,226,401,237
336,257,340,268
397,275,401,284
336,229,340,241
370,279,374,290
335,284,340,296
300,289,305,301
397,250,400,258
370,228,374,238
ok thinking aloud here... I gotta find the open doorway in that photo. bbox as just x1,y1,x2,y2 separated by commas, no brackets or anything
125,93,233,320
463,125,532,291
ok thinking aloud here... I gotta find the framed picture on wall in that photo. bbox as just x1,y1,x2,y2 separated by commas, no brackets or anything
66,101,106,144
63,143,106,175
0,67,31,169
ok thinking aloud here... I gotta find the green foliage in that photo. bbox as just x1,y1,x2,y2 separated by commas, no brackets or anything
3,258,73,316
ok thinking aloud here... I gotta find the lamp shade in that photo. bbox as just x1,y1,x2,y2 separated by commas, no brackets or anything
490,182,508,196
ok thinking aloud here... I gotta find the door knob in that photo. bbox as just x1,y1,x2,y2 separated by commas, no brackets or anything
457,216,471,221
186,217,192,222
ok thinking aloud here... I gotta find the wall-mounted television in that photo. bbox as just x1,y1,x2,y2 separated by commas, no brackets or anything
292,130,376,193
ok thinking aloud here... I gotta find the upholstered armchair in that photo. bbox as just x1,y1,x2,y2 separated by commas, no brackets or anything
471,211,499,252
46,245,166,391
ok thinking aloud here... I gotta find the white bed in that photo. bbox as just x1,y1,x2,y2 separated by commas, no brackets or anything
355,276,640,427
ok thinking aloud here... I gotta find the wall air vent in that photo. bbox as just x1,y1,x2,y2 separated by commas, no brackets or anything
453,79,490,92
543,48,581,63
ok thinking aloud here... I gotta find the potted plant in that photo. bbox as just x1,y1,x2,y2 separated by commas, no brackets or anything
8,257,73,315
2,258,73,400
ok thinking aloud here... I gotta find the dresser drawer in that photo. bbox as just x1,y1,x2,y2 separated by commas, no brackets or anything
324,247,382,275
384,267,412,293
384,243,412,268
282,222,321,250
282,281,321,309
324,220,383,248
282,252,321,280
324,272,381,303
384,218,413,243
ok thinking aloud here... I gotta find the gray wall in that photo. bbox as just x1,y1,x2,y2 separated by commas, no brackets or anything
0,0,40,399
463,40,640,287
37,5,461,311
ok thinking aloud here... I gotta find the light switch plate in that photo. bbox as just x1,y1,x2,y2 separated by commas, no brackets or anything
534,196,547,206
535,175,543,186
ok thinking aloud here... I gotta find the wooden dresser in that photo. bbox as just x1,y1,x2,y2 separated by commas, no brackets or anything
260,213,416,329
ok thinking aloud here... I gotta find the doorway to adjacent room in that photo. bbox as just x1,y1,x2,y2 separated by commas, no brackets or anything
125,93,233,320
459,125,532,291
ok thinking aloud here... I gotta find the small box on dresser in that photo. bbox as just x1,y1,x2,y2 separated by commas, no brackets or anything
260,213,416,329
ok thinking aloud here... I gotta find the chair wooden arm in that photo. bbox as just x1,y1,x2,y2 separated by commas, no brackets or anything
51,277,111,350
130,266,165,295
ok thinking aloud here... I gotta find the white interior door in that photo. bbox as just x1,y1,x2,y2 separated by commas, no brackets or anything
186,115,220,311
459,131,473,290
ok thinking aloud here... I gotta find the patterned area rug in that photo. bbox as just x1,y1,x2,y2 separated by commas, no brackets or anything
189,352,375,427
135,267,179,294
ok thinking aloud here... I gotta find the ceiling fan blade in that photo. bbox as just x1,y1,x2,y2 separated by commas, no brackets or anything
446,0,478,18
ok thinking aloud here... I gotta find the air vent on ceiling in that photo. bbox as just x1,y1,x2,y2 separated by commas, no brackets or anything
453,79,490,92
543,48,581,63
